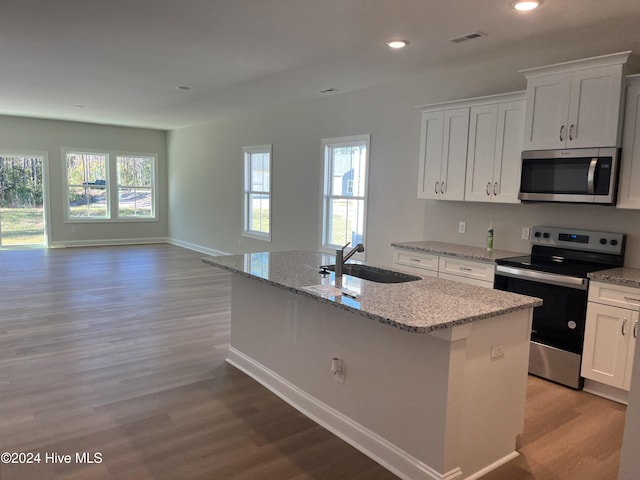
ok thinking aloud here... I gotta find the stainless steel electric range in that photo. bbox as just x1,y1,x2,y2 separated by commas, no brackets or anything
494,226,626,389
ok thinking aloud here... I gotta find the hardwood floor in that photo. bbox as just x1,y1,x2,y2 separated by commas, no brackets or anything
0,244,627,480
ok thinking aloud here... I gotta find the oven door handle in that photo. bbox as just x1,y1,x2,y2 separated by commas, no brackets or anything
495,265,588,290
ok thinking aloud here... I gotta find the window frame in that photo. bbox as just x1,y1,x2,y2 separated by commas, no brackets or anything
242,144,272,242
320,134,370,259
63,149,111,221
116,154,157,220
62,148,158,223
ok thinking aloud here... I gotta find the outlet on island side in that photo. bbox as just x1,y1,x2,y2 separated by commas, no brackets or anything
458,222,466,234
521,227,531,240
490,344,505,361
331,357,345,384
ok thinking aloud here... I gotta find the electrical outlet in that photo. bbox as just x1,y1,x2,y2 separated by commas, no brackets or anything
490,344,505,361
521,227,530,240
331,357,345,384
458,222,466,234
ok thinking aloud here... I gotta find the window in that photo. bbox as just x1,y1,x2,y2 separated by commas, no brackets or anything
117,155,155,218
322,135,369,253
66,151,109,218
243,145,272,241
64,149,157,222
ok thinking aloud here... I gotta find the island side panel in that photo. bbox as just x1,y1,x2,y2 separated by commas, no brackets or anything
437,308,532,478
227,274,533,479
229,274,456,476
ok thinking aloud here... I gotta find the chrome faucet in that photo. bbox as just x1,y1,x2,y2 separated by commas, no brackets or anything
335,242,365,278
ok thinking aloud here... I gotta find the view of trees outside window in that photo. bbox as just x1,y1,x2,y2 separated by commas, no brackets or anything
66,152,108,218
243,146,271,240
0,155,45,246
322,138,368,250
117,155,154,218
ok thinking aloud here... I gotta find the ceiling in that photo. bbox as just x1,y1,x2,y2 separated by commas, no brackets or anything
1,0,640,130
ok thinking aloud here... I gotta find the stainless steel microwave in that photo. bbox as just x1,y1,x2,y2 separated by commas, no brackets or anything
518,147,620,205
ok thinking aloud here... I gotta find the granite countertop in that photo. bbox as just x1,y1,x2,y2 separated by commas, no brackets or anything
588,267,640,289
391,240,525,262
202,250,541,333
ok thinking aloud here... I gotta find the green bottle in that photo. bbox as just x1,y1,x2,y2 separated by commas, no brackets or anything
487,223,494,252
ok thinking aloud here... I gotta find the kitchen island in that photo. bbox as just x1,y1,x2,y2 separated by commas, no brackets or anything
203,251,541,480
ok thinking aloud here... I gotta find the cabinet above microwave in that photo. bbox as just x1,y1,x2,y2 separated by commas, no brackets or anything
520,51,632,151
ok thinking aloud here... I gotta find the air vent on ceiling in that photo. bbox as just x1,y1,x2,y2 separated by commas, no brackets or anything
449,31,487,44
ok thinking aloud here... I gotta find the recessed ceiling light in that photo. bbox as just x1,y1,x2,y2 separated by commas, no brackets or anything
73,105,85,109
176,85,192,91
386,40,409,49
512,1,542,11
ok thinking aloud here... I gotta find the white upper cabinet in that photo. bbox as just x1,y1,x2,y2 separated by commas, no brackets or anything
465,95,525,203
521,51,631,151
417,92,524,202
618,76,640,209
417,107,469,200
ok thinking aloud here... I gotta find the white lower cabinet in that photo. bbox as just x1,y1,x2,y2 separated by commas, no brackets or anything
392,250,438,277
582,282,640,393
437,255,495,287
393,249,494,288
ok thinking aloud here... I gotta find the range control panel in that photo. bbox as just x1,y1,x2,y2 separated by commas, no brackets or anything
530,226,625,255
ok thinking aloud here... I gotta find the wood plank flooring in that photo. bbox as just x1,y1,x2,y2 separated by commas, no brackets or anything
0,244,627,480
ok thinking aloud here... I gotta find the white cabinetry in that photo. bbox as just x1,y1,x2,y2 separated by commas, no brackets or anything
618,75,640,209
521,52,631,151
392,249,438,277
393,248,495,288
417,108,469,200
465,97,525,203
438,255,495,287
417,92,525,202
582,281,640,394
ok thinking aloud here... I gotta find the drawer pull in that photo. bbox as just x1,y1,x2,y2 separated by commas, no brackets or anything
624,296,640,304
459,267,473,272
622,318,628,336
409,258,421,263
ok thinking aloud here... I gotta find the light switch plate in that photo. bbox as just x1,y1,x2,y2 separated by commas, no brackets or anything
459,222,466,234
522,227,530,240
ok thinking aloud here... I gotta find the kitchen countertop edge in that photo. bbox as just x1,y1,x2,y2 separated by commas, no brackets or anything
203,252,541,334
588,267,640,289
391,240,525,262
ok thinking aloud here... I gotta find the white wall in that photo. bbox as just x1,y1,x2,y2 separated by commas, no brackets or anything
168,49,640,267
0,115,167,246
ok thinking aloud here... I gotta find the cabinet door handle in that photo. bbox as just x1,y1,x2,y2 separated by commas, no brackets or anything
622,318,628,336
569,124,575,141
435,181,439,194
634,320,638,339
560,125,565,142
494,182,498,196
440,182,445,194
486,182,491,196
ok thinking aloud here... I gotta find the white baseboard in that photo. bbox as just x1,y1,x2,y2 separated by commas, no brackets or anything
49,237,169,248
167,237,230,256
463,452,519,480
583,379,629,405
226,347,463,480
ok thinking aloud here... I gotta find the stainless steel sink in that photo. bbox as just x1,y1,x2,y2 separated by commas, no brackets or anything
324,264,421,283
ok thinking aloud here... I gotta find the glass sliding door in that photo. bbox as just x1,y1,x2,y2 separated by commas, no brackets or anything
0,154,46,247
